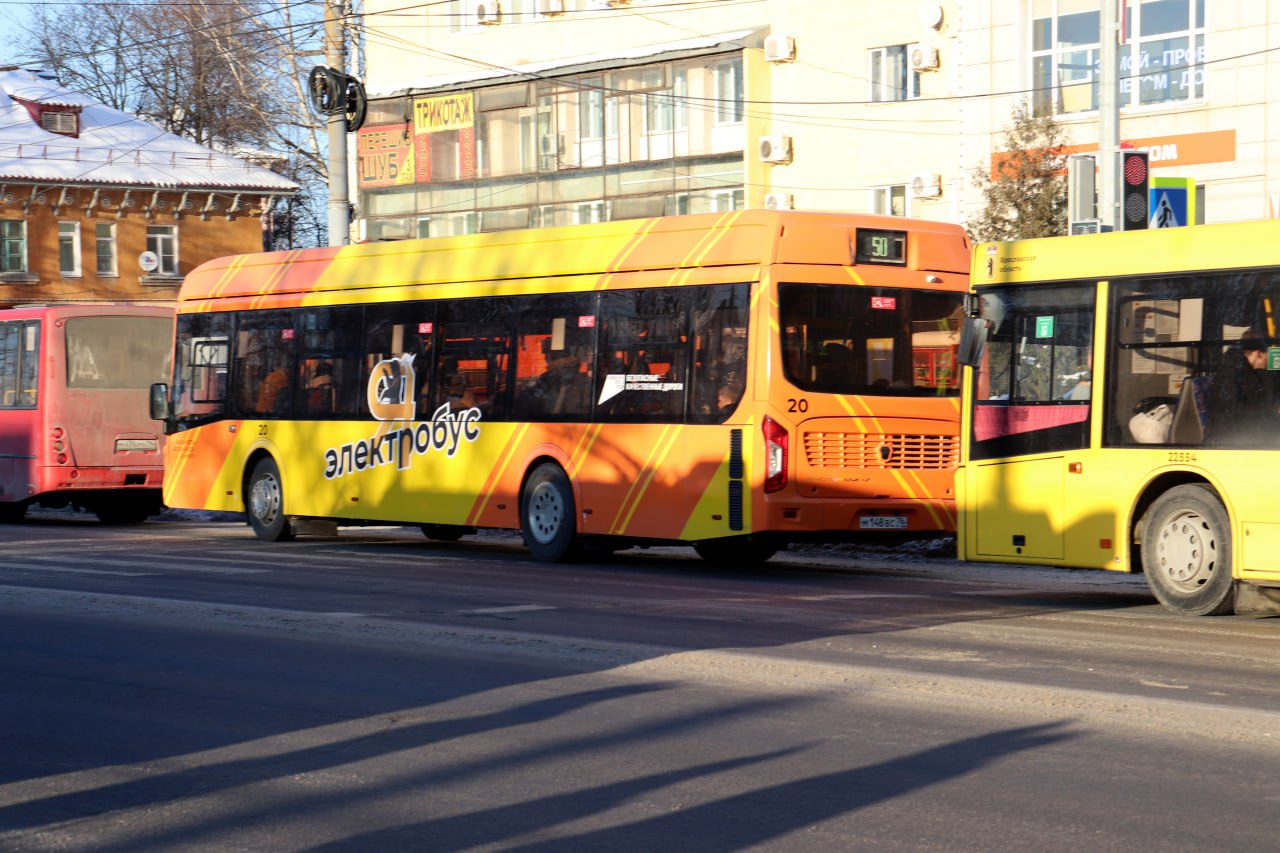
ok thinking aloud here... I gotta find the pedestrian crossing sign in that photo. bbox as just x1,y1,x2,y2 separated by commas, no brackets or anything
1149,177,1196,228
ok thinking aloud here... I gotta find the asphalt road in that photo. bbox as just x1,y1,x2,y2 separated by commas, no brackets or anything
2,512,1279,852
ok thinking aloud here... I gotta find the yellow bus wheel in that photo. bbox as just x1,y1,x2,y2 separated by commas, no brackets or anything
521,463,579,563
247,457,294,542
1141,484,1234,616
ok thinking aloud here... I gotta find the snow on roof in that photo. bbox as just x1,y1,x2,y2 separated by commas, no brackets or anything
0,68,298,193
370,29,759,98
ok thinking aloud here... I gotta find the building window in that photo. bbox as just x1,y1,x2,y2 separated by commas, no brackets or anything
869,46,919,102
146,224,178,276
95,222,117,276
0,220,26,273
40,109,78,135
578,75,619,140
1031,0,1206,116
710,189,743,212
871,184,907,216
714,58,743,124
58,222,81,277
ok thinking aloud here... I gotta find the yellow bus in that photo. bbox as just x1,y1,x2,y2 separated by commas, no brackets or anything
151,210,969,564
958,219,1280,615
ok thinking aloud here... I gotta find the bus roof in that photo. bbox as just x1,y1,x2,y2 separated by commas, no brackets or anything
0,304,173,320
972,219,1280,287
179,210,970,304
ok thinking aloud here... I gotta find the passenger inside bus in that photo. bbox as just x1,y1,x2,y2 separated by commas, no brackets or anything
444,372,478,412
255,365,291,415
1206,332,1280,444
532,338,591,416
304,362,335,414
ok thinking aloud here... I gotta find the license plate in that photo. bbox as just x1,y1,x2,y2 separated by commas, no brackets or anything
859,516,908,530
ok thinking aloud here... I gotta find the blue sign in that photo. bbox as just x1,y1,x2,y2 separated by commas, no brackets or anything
1149,177,1196,228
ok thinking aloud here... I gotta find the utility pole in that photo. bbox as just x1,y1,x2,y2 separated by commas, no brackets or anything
325,0,350,246
1098,0,1121,231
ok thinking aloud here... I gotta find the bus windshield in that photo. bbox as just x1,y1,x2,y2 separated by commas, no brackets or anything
778,283,964,396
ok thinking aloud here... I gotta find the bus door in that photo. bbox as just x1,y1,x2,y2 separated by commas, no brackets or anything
967,284,1095,560
0,319,40,497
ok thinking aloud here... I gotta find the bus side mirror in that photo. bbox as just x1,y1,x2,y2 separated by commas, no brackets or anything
957,318,989,367
149,383,170,421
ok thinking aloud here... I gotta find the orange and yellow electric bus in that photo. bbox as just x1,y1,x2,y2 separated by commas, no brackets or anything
1,304,171,523
151,210,969,563
958,219,1280,615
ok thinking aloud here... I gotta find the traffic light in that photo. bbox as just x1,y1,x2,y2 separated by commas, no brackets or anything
1121,150,1149,231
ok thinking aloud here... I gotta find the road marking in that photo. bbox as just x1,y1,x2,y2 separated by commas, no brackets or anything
0,562,152,577
790,593,928,601
452,604,556,616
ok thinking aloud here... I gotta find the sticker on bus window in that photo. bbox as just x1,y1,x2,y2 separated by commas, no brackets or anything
578,316,596,328
281,328,294,340
871,296,897,310
1035,316,1055,338
419,322,433,334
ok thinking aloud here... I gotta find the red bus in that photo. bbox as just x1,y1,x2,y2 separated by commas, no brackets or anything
0,304,173,523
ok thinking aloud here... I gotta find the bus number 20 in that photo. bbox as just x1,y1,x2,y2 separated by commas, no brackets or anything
787,398,809,413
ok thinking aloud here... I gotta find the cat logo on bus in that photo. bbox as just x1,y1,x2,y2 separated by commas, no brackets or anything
367,354,416,421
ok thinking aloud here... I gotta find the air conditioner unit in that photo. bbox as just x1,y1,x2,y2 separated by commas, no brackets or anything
474,1,501,25
758,135,793,164
763,34,796,63
910,172,943,198
540,133,565,156
909,43,940,71
537,0,565,15
763,192,794,210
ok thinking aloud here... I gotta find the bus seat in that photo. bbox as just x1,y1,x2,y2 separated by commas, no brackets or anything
1170,375,1211,445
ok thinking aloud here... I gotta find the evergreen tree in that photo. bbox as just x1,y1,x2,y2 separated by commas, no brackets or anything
968,103,1068,241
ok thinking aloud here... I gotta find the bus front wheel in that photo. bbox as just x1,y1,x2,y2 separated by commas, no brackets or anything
1141,484,1234,616
247,457,294,542
520,463,579,562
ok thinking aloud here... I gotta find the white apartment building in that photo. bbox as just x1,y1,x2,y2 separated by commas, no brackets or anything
354,0,1260,238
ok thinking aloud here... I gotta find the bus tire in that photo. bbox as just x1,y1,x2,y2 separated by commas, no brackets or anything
520,463,579,562
420,524,470,541
247,456,294,542
1141,484,1234,616
95,499,153,525
694,537,779,567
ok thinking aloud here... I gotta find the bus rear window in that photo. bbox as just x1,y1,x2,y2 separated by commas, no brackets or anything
65,317,173,389
778,283,963,396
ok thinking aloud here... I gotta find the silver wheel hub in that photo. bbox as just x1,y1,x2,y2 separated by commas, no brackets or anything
527,481,563,545
1155,508,1218,592
250,475,281,526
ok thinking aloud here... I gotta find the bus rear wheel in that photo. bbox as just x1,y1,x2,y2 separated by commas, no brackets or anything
1141,484,1234,616
521,463,579,562
247,457,294,542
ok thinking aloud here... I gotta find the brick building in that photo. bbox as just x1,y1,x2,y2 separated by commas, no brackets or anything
0,67,298,308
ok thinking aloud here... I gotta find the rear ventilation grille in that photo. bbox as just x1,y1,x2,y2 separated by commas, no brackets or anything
803,432,958,470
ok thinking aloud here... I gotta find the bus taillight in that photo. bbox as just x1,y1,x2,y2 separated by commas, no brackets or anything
762,416,789,493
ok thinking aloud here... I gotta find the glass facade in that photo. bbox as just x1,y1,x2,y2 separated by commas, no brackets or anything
1031,0,1206,116
357,55,746,238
